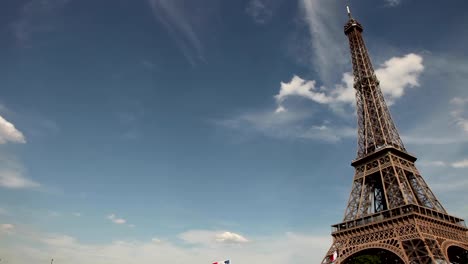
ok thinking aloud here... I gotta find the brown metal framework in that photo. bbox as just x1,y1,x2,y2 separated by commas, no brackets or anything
321,9,468,264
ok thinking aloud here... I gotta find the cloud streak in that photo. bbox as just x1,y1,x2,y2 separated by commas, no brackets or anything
0,115,26,144
451,159,468,169
245,0,274,25
451,97,468,134
300,0,347,83
0,160,40,190
148,0,206,65
11,0,70,46
216,108,355,142
0,172,39,189
107,214,127,225
419,159,468,169
384,0,402,7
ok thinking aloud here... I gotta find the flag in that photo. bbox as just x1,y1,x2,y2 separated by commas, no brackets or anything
212,260,230,264
329,251,338,262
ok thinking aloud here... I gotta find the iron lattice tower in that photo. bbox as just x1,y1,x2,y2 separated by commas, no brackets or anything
321,7,468,264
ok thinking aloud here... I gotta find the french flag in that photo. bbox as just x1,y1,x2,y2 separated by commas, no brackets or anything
213,260,229,264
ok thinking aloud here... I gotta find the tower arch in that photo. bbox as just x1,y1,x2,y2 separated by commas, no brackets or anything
441,241,468,263
340,244,406,264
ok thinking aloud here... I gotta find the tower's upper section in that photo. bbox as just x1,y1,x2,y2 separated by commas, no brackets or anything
344,7,406,159
344,6,363,34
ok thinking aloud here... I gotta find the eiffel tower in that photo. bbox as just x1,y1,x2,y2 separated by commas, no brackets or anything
321,6,468,264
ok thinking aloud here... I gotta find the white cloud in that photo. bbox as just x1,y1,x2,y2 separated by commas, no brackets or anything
48,211,61,217
275,54,424,110
151,238,162,243
385,0,401,7
216,231,249,243
376,53,424,103
0,115,26,144
72,212,81,217
246,0,274,24
418,160,447,167
1,223,15,231
0,170,40,189
0,227,331,264
180,230,249,245
220,54,422,143
1,223,15,236
42,234,77,247
0,152,40,190
107,214,127,225
451,159,468,168
0,208,9,215
275,76,332,106
451,97,468,134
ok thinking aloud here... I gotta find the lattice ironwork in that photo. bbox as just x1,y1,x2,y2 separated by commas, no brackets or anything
321,7,468,264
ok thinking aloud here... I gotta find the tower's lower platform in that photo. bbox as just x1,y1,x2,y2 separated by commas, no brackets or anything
322,204,468,263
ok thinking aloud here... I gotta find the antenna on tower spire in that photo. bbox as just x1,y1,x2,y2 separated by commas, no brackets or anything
346,0,352,19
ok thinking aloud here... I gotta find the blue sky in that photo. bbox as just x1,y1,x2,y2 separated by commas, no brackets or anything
0,0,467,263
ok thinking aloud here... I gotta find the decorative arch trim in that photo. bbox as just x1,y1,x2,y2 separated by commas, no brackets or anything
441,241,468,259
339,243,406,264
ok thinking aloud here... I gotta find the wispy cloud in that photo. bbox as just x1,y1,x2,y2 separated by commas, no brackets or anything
427,175,468,193
402,135,468,145
0,114,42,190
216,108,355,142
245,0,274,25
148,0,208,65
0,223,15,234
419,159,468,169
0,208,9,215
107,214,126,225
151,237,162,243
0,153,40,190
11,0,70,46
451,159,468,168
299,0,347,83
418,160,447,167
48,211,61,217
115,101,145,140
0,115,26,144
384,0,402,7
0,169,40,190
451,97,468,134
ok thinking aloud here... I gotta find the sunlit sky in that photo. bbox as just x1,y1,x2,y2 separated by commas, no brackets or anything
0,0,467,263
